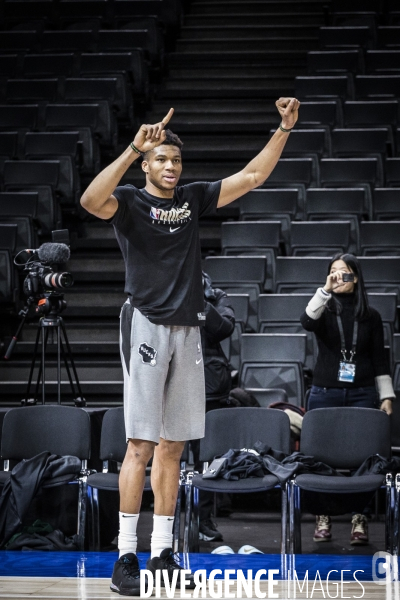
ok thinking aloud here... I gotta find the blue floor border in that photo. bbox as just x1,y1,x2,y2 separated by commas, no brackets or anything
0,551,388,581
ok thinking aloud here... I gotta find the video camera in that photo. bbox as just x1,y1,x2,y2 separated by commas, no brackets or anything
15,229,73,316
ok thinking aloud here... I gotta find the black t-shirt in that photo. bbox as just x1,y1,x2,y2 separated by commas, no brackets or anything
110,181,222,326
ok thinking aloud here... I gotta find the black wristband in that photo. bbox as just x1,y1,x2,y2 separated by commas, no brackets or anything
279,124,293,133
130,142,142,154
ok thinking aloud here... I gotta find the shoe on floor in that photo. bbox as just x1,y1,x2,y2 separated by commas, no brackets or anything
313,515,332,542
199,519,223,542
211,545,234,555
238,545,264,555
146,548,195,589
350,514,369,545
110,553,142,596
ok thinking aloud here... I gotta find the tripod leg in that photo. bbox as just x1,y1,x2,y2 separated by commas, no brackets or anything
59,337,77,401
57,321,61,405
41,324,50,405
60,319,85,401
25,325,41,402
34,325,50,404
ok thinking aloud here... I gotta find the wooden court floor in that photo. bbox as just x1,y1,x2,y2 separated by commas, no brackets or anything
0,577,396,599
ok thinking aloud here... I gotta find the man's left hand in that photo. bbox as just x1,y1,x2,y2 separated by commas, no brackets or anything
276,97,300,130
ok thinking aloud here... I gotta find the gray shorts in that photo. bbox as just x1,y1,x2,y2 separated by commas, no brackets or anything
120,301,206,444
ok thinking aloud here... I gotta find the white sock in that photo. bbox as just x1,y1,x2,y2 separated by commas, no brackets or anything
118,512,139,558
151,514,174,558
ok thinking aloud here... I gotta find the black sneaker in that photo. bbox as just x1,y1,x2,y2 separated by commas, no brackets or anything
110,553,142,596
199,519,223,542
146,548,196,589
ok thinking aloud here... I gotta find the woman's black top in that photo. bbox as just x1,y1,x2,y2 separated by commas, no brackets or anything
300,292,389,388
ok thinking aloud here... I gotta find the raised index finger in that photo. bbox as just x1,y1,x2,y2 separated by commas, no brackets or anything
161,108,174,126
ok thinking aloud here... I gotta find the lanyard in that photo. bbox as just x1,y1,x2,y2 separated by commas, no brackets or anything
336,315,358,363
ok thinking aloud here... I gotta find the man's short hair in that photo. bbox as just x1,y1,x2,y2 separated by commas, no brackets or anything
142,129,183,160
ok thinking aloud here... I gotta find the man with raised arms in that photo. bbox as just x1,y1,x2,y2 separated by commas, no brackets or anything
80,97,300,596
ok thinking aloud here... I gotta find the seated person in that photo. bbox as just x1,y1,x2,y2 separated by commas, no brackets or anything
192,271,235,542
301,253,394,545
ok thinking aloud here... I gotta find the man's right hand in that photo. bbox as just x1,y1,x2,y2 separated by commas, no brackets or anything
132,108,174,153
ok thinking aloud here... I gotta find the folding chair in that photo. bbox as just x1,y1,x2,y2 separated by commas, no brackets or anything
63,77,130,120
377,26,400,49
261,157,317,206
43,104,100,174
79,51,149,99
239,333,307,406
24,132,81,204
288,407,393,554
270,128,330,158
0,104,38,132
360,222,400,255
356,75,400,98
320,158,380,218
204,256,266,331
22,53,75,78
0,405,91,550
3,160,61,233
0,32,38,53
305,188,366,253
366,50,400,73
295,75,353,99
0,54,20,78
86,407,187,552
5,79,59,103
308,50,363,74
367,293,397,359
319,26,374,49
258,294,317,371
358,256,400,298
0,132,18,162
239,188,298,244
297,100,343,128
343,100,399,127
275,257,330,294
41,31,95,53
289,221,351,257
373,188,400,220
331,128,392,158
221,221,280,291
183,408,291,553
386,158,400,187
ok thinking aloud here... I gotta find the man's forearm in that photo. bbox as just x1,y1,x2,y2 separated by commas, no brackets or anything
80,146,140,213
242,127,290,186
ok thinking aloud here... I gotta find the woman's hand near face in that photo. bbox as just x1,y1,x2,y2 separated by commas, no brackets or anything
323,271,344,293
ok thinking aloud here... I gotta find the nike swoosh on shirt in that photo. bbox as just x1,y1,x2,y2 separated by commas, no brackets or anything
170,226,181,232
196,358,202,364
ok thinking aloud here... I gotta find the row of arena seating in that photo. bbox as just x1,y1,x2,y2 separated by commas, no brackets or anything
308,49,400,74
0,30,164,67
2,404,396,553
0,53,149,101
2,155,399,194
7,125,400,159
295,74,400,99
0,0,181,31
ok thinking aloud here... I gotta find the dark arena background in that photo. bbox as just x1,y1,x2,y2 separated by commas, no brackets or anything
0,0,400,597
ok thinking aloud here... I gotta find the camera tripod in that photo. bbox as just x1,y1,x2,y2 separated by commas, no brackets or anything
5,293,86,407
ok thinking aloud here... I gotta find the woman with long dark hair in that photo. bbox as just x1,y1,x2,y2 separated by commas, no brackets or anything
300,253,395,545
